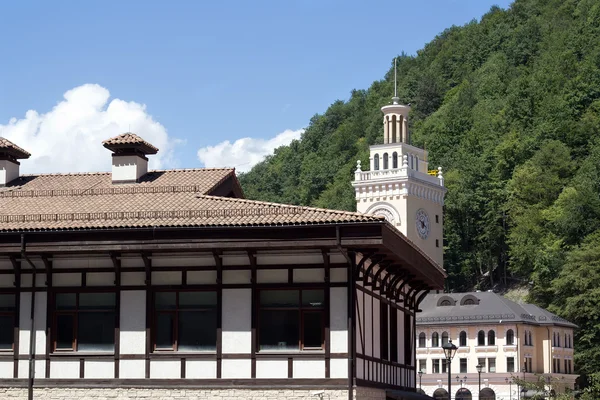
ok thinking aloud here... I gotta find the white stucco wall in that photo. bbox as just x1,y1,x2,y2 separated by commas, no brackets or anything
221,359,251,378
256,359,288,379
222,289,251,354
84,361,114,378
120,291,146,355
293,359,325,378
185,360,217,378
330,287,348,354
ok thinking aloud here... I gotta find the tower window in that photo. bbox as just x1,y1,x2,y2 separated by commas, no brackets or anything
436,239,439,248
435,215,439,223
374,154,380,170
383,153,389,170
392,152,398,169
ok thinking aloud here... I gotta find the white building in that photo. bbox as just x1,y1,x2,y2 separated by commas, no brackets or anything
415,292,578,400
0,130,445,400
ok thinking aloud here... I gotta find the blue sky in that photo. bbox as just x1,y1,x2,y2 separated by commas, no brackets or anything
0,0,512,173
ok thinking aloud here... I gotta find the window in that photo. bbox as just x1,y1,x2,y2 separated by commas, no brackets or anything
415,156,419,171
507,357,515,372
419,359,426,373
441,358,447,373
506,329,514,345
418,332,426,348
557,333,561,347
488,358,496,373
463,298,475,305
374,154,380,170
528,331,532,345
440,300,451,306
436,239,440,248
54,292,116,352
258,289,324,351
477,330,485,346
488,330,496,346
564,359,568,374
460,358,467,373
392,152,398,169
478,358,486,372
436,215,439,224
432,332,439,347
441,331,449,346
380,301,388,360
459,331,467,347
390,308,398,362
0,294,16,350
525,358,532,373
153,291,217,351
432,359,440,374
383,153,389,170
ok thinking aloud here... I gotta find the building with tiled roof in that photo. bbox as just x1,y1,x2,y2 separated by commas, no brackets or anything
415,291,577,400
0,124,445,400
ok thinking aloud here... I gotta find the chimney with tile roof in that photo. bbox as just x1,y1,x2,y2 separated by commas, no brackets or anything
102,133,159,184
0,137,31,186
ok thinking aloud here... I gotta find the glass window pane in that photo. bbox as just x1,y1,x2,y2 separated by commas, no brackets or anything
180,292,217,309
56,293,76,310
303,312,323,348
78,312,115,351
179,310,217,351
0,294,15,311
56,314,74,350
0,315,14,350
302,290,324,308
260,290,299,308
155,313,175,349
155,292,176,310
79,293,116,310
259,309,299,351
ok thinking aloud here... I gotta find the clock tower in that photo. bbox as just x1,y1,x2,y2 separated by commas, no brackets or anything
351,68,446,267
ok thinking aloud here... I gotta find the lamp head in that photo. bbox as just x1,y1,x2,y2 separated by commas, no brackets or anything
442,339,458,361
476,364,483,373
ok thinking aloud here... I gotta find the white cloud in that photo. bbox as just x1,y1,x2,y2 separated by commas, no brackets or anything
0,84,175,174
197,128,304,173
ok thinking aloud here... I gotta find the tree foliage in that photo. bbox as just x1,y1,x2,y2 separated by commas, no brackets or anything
239,0,600,381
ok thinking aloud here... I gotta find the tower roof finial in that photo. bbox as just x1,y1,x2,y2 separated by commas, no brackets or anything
392,57,400,105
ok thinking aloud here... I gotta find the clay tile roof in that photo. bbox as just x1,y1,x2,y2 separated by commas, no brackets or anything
0,137,31,159
0,168,383,232
102,132,159,154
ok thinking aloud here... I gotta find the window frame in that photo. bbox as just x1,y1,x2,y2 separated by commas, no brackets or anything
460,358,467,373
257,288,325,352
0,293,17,352
507,356,515,373
418,332,426,348
506,329,515,345
152,289,218,352
432,332,439,347
459,331,467,347
477,330,485,346
52,290,117,353
487,330,496,346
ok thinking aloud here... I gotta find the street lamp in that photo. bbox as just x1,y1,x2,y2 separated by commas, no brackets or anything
442,339,458,400
418,370,423,391
505,377,512,400
476,363,483,397
456,375,467,388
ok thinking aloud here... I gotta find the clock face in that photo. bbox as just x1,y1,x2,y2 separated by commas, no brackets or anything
415,209,430,239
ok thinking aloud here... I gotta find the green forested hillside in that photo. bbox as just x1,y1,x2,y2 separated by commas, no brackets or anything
239,0,600,382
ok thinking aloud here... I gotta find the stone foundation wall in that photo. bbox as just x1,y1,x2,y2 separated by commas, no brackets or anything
0,387,388,400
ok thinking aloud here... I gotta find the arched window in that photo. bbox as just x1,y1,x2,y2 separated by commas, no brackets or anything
374,154,380,170
506,329,514,345
479,388,496,400
488,330,496,346
442,332,449,345
440,300,452,306
524,330,529,346
456,388,472,400
460,331,467,347
392,152,398,169
432,332,439,347
391,115,397,143
528,331,532,346
477,330,485,346
433,389,448,400
383,153,389,169
418,332,426,348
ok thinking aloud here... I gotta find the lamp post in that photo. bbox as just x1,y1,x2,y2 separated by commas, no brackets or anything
505,377,512,400
418,370,423,391
476,363,483,398
442,339,458,400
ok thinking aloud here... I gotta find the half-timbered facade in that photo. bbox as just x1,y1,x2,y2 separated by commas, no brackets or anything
0,133,445,400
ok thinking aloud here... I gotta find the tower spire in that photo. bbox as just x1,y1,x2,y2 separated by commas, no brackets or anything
392,57,400,105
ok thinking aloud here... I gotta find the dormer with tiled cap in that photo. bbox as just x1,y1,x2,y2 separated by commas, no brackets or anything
0,137,31,186
102,132,158,184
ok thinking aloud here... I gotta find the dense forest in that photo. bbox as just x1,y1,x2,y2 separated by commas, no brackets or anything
239,0,600,386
